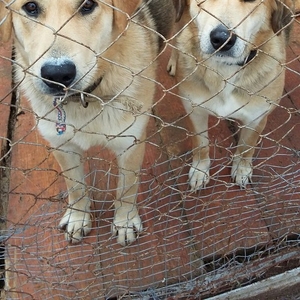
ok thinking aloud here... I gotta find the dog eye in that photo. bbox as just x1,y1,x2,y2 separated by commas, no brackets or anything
22,2,39,16
80,0,98,15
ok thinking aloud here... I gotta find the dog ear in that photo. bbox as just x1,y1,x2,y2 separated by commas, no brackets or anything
173,0,187,22
0,1,12,43
271,0,294,35
112,0,142,33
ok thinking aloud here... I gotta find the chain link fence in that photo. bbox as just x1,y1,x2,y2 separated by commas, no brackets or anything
0,0,300,299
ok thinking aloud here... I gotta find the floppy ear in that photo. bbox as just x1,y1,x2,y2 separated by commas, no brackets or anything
112,0,142,32
271,0,294,35
0,0,12,43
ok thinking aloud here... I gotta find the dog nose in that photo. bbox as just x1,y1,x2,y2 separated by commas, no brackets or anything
41,61,76,91
210,25,237,51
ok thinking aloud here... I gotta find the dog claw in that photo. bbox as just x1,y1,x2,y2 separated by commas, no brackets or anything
231,157,253,188
58,208,92,244
112,214,143,246
188,162,210,191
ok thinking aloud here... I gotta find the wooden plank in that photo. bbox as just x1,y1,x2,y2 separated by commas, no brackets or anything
128,249,300,299
0,41,12,149
208,266,300,300
0,39,12,300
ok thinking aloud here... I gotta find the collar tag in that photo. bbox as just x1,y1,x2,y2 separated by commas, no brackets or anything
53,97,67,135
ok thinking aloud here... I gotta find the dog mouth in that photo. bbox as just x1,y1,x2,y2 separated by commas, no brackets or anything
53,76,103,97
80,76,103,95
51,76,103,108
237,50,257,66
212,50,258,66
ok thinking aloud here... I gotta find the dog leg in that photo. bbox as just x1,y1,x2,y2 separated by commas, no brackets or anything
187,108,211,190
231,116,268,188
54,146,92,243
112,140,145,246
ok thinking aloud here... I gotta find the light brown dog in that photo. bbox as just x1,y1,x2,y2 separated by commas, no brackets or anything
0,0,179,245
169,0,294,190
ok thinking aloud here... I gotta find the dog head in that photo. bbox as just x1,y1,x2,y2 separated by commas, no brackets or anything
0,0,142,97
187,0,294,65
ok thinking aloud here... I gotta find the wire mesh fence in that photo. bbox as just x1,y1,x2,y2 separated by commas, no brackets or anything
0,0,300,299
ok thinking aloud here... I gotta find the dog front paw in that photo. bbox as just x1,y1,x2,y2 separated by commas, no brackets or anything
58,208,92,243
112,210,143,246
189,159,210,191
231,157,253,188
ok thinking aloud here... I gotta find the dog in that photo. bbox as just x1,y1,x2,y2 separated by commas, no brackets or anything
168,0,294,190
0,0,181,245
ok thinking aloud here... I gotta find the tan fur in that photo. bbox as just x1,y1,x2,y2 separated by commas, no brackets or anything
0,0,12,42
170,0,294,190
112,0,142,32
0,0,176,245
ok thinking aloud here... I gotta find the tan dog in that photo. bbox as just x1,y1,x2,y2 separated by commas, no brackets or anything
0,0,179,245
169,0,294,190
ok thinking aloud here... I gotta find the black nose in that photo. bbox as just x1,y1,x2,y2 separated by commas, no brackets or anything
210,25,237,51
41,61,76,91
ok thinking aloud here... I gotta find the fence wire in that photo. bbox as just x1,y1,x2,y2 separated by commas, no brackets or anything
0,0,300,299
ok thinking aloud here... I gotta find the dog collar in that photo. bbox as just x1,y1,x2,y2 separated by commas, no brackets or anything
53,94,143,135
59,76,104,108
53,97,67,135
238,50,258,66
77,76,103,107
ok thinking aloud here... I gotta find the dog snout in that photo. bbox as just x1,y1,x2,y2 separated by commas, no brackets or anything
41,60,76,92
210,25,237,51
